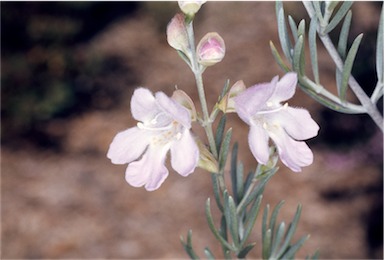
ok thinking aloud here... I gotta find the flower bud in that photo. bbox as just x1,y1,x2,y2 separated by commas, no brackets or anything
167,13,190,55
218,80,246,113
196,32,225,66
172,89,197,121
178,1,206,17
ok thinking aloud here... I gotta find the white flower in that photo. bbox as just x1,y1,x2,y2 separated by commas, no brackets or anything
107,88,199,191
234,73,319,172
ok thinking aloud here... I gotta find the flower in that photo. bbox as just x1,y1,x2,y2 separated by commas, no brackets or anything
196,32,226,66
178,1,206,16
107,88,199,191
167,13,190,58
234,72,319,172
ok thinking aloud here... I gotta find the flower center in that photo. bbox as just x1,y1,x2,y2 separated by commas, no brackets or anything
137,113,184,146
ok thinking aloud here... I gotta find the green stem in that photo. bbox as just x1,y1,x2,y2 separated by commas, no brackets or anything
186,20,219,158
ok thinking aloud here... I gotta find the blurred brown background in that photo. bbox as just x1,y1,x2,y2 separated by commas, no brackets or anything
1,2,383,259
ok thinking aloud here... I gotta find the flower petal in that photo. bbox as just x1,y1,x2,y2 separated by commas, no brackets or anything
156,91,191,128
235,78,277,124
107,126,151,164
269,127,313,172
130,88,160,123
125,145,169,191
271,72,297,103
275,107,319,140
170,129,199,176
248,124,270,165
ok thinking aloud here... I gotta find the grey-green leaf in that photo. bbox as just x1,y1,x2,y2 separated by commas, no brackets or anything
324,1,353,34
309,17,320,84
276,1,293,62
340,33,363,102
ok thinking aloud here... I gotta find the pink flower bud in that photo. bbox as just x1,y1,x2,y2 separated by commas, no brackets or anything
178,1,206,16
196,32,225,66
167,13,190,55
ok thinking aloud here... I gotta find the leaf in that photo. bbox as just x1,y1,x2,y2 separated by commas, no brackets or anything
223,191,240,247
340,33,363,102
262,228,272,259
180,230,200,259
215,115,226,152
204,247,215,259
324,1,353,34
376,6,384,83
230,142,239,203
309,17,320,84
240,195,262,248
276,1,293,62
281,235,310,259
218,128,233,172
270,41,291,72
270,222,286,256
237,243,256,258
288,15,298,40
293,35,305,76
269,201,285,236
210,173,224,212
336,10,352,95
337,10,352,59
273,204,303,258
205,198,235,251
311,1,324,23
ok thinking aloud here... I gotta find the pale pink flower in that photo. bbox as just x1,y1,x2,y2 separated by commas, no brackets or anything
196,32,226,66
234,73,319,172
107,88,199,191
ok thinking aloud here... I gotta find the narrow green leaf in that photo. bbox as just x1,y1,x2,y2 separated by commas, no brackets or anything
219,215,228,241
340,33,363,101
236,162,244,202
210,173,224,212
309,17,320,84
180,230,200,259
336,10,352,94
270,41,291,72
262,228,272,259
276,1,293,61
269,201,285,236
219,79,231,101
230,143,239,204
218,128,233,171
243,171,254,193
288,15,298,40
324,1,353,34
261,204,270,251
205,198,235,251
297,19,306,38
337,10,352,59
223,191,240,247
270,222,286,256
215,115,227,152
204,247,215,259
274,204,303,258
281,235,310,259
240,195,262,247
311,1,324,23
293,35,305,76
241,167,277,211
306,249,320,259
376,6,384,83
237,243,256,258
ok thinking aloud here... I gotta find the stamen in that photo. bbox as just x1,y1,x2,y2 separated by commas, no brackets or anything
257,103,287,115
